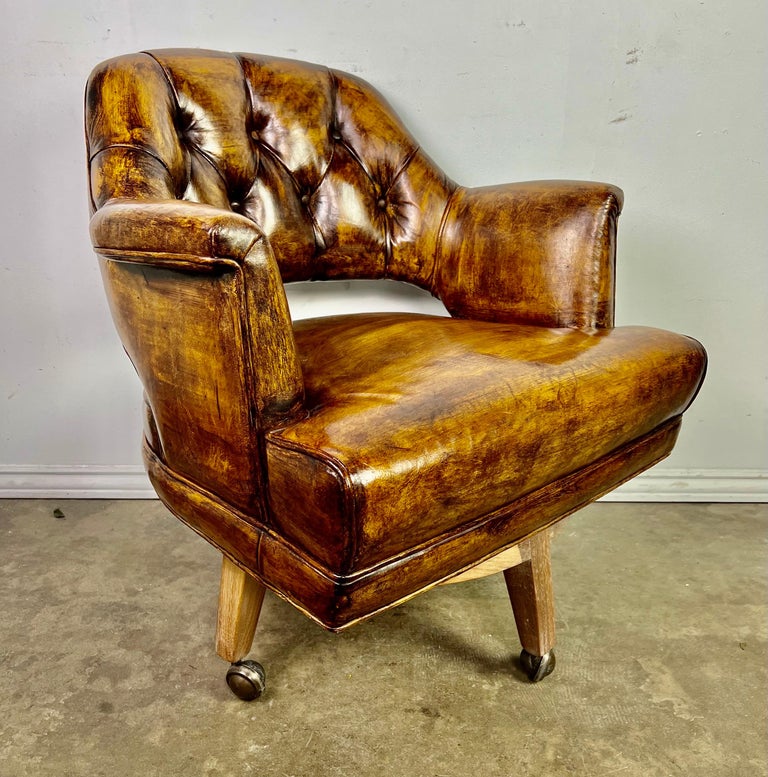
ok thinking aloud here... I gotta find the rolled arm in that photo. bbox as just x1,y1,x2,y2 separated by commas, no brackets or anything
91,199,303,511
90,198,265,269
434,181,624,330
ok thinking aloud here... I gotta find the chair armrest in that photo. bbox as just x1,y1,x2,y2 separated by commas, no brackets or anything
90,198,263,269
91,199,303,511
434,181,624,330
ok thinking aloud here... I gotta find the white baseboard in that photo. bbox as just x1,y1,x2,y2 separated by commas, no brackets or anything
0,465,156,499
0,465,765,502
601,468,767,502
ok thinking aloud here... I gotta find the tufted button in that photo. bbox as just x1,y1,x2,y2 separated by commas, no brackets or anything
250,130,260,141
330,128,342,141
231,201,241,211
377,198,387,209
301,194,310,206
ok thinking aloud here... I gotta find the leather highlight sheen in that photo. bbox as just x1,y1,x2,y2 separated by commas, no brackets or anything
87,50,707,629
268,314,705,572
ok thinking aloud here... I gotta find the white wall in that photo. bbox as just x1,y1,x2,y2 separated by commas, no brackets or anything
1,0,766,499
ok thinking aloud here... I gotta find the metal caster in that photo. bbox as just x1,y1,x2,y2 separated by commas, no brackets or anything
520,649,556,682
226,660,266,701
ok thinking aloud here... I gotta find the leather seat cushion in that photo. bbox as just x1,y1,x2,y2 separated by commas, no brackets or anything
265,313,705,574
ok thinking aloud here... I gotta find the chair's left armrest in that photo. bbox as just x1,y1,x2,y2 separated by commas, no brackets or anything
91,199,304,512
91,199,304,424
434,181,624,330
90,198,263,268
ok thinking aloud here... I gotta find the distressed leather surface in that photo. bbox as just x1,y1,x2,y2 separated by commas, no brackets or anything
86,50,707,615
268,314,705,572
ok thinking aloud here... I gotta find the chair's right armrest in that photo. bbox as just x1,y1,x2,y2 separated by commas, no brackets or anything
91,199,304,513
434,181,623,330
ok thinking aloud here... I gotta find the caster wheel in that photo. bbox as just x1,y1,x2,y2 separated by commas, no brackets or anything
520,649,556,682
226,660,266,701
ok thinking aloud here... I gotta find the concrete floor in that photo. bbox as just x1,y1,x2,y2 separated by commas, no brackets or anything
0,500,765,776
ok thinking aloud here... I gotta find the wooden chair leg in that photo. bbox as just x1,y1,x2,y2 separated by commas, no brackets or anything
216,555,265,662
503,530,556,681
216,555,268,700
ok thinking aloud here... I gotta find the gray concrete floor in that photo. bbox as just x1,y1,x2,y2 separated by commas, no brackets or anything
0,500,765,777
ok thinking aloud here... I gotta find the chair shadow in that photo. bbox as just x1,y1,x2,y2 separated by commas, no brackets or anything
258,580,531,683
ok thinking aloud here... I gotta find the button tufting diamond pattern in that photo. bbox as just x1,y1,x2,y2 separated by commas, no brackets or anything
87,49,456,286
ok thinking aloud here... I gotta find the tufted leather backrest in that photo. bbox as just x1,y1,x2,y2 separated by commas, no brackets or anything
86,49,456,288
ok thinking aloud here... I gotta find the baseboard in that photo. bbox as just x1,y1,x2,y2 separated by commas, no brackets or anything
0,465,156,499
0,465,765,502
600,468,767,502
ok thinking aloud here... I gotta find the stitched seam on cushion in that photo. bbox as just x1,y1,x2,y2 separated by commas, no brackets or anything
238,61,312,203
605,191,621,327
143,439,342,583
235,249,272,521
189,144,232,194
329,69,389,191
430,183,461,294
88,144,176,183
84,78,96,213
142,50,181,106
389,144,420,190
382,144,420,275
235,63,317,253
239,56,310,203
265,434,360,572
589,192,619,329
141,51,189,198
308,70,338,256
235,53,261,196
310,143,333,253
142,51,233,199
337,416,681,582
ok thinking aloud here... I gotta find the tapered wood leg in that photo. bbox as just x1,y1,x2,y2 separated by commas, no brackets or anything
503,530,556,680
215,555,266,663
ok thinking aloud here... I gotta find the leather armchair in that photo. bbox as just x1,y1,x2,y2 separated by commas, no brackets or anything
86,49,706,700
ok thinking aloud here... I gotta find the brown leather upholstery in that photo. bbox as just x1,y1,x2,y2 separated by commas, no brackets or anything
87,50,706,640
87,50,451,289
270,315,703,574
